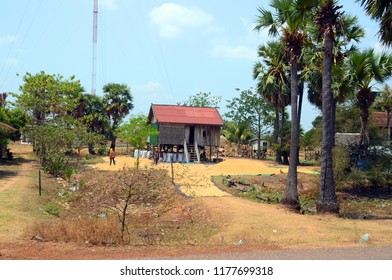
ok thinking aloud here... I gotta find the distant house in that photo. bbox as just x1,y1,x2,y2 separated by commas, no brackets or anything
147,104,224,163
370,111,391,140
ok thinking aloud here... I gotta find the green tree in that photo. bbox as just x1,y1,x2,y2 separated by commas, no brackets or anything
103,83,134,151
253,41,290,163
222,121,254,146
179,92,222,108
225,88,274,159
305,11,364,145
0,93,29,157
347,49,392,145
74,93,110,154
255,0,315,210
117,114,158,169
314,0,344,213
356,0,392,46
17,71,84,123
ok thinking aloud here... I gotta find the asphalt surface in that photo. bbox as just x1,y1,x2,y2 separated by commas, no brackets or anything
155,245,392,260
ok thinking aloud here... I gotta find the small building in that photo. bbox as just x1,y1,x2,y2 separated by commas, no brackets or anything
249,138,269,158
147,104,224,163
370,111,391,140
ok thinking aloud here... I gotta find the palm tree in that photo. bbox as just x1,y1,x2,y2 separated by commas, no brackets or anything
74,93,110,154
314,0,344,214
222,121,254,146
253,41,290,163
255,0,316,210
373,84,392,142
356,0,392,46
306,12,364,144
347,49,392,146
103,83,134,150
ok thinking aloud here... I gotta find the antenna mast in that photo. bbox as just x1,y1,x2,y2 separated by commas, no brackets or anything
92,0,98,95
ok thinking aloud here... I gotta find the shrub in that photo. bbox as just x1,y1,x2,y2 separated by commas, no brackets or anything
333,147,351,187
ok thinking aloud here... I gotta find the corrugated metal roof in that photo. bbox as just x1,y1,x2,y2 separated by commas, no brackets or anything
149,104,224,126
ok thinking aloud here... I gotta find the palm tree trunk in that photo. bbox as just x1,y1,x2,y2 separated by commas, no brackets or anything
332,98,337,146
317,30,339,214
388,110,391,142
282,60,300,211
359,109,369,146
297,81,304,163
275,96,282,163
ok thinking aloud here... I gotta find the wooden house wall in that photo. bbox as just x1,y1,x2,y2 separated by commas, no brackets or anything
158,123,185,145
193,126,220,146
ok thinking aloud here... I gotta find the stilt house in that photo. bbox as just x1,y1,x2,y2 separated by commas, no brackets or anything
147,104,224,163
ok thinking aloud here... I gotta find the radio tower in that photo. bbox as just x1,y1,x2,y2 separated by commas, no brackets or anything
92,0,98,95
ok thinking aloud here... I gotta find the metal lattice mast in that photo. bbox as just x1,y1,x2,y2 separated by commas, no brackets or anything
92,0,98,95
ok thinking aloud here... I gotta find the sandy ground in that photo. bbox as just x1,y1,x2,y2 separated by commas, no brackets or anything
94,156,318,197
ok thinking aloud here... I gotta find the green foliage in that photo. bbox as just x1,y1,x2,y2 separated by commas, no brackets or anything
43,202,60,217
64,167,75,181
333,147,351,187
222,120,254,145
117,114,158,150
25,119,104,176
17,71,84,122
103,83,134,129
179,92,222,108
225,88,274,137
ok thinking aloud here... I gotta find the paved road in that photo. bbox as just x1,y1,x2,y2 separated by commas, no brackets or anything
155,245,392,260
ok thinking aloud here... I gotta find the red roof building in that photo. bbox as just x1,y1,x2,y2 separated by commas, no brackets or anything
148,104,224,126
147,104,224,162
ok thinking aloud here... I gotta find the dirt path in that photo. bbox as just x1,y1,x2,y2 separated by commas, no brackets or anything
0,160,32,192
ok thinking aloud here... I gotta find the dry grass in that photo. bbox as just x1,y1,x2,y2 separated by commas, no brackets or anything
29,167,220,246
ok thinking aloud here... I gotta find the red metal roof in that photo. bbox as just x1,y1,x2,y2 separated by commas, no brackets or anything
149,104,224,126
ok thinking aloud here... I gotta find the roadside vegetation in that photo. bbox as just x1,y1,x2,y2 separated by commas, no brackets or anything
29,162,218,246
1,0,391,251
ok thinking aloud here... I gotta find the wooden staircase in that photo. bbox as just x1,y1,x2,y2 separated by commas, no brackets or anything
184,141,200,163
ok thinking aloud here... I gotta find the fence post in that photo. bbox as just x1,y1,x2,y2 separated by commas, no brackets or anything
38,169,42,196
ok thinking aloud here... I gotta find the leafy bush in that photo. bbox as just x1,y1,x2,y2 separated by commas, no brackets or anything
333,147,351,187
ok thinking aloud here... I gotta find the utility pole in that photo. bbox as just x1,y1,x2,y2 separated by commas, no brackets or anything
92,0,98,95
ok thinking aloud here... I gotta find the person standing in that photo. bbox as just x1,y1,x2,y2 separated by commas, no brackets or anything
154,148,159,165
109,148,116,165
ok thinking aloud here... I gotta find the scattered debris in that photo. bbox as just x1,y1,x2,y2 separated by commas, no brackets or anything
235,240,244,246
31,235,44,242
359,233,370,243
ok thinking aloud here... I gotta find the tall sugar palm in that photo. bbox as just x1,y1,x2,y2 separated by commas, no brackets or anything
253,41,290,163
103,83,134,150
356,0,392,46
255,0,317,210
347,49,392,146
314,0,344,213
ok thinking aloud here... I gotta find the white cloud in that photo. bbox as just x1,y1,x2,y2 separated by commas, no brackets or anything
133,81,162,93
5,58,17,65
149,3,213,38
0,35,16,45
100,0,117,10
213,43,257,60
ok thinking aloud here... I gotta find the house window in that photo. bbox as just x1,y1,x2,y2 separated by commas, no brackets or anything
203,131,207,137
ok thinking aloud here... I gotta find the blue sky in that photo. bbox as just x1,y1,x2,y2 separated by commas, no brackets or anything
0,0,390,131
